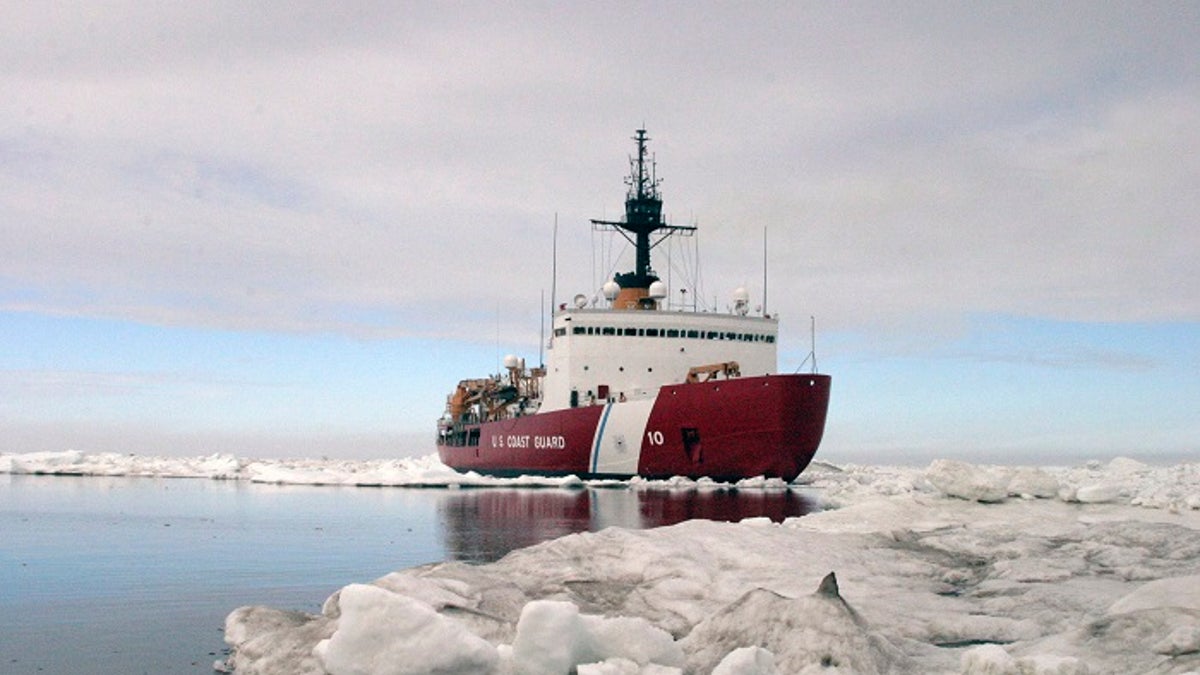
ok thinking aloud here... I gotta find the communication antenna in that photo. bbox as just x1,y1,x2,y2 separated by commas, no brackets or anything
762,225,768,316
810,315,817,373
539,288,545,367
550,215,558,345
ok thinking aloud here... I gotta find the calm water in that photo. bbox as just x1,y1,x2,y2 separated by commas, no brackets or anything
0,474,815,674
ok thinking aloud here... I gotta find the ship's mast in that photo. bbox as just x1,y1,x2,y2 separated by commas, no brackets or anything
592,129,695,306
626,128,659,283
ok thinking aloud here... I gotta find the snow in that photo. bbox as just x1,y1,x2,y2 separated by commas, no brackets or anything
4,451,1200,673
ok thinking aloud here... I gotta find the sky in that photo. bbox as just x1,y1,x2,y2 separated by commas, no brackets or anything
2,2,1197,463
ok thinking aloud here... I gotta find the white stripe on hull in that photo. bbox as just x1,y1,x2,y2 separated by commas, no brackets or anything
588,397,656,475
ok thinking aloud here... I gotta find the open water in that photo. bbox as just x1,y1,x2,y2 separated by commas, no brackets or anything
0,474,814,674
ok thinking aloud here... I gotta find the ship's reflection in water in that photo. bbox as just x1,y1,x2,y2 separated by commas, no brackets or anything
437,487,818,564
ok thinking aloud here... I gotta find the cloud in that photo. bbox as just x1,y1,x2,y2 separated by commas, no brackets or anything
2,2,1197,344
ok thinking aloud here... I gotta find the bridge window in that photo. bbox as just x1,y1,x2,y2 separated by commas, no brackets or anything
576,325,776,341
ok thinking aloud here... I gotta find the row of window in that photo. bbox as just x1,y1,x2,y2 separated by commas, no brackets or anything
553,325,776,343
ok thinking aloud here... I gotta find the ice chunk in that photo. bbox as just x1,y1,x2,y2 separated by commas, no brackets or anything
960,644,1016,674
222,606,331,675
1108,574,1200,614
584,614,683,667
712,646,776,675
1106,457,1150,474
507,599,683,673
738,516,774,527
1073,483,1122,504
576,658,683,674
679,573,904,674
926,460,1008,502
313,583,498,675
1073,607,1200,669
1006,467,1059,499
1155,623,1200,656
370,572,480,613
508,600,591,674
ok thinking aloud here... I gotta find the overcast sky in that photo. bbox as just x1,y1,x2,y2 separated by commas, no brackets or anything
2,2,1197,462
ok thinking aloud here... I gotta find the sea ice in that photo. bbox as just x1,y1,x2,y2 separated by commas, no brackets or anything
0,450,578,488
213,455,1200,674
959,644,1015,675
678,574,906,674
313,583,498,675
710,646,774,675
507,599,683,673
926,459,1010,502
4,451,1199,673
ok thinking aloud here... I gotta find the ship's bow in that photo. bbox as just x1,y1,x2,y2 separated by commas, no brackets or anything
639,373,831,482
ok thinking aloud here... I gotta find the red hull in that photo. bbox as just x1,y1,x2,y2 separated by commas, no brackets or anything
438,373,830,482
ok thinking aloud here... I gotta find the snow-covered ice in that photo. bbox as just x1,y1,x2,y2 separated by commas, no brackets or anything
0,450,569,487
4,451,1200,673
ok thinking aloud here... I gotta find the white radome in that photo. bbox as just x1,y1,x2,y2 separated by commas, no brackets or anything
732,287,750,316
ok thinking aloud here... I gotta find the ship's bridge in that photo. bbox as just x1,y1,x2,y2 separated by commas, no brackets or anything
540,307,778,412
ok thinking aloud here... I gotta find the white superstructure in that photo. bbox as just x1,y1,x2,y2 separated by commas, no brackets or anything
540,307,778,412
